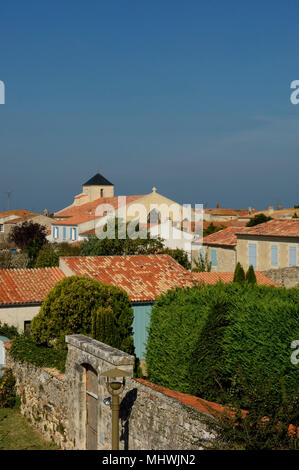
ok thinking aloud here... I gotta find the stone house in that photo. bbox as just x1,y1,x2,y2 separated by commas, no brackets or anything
236,219,299,271
1,212,54,243
0,267,65,331
192,226,250,272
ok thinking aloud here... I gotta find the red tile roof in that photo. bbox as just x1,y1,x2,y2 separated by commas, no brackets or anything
60,255,195,302
192,271,277,286
4,214,40,225
197,226,251,246
136,378,233,418
0,268,65,305
55,195,145,218
52,214,97,226
236,219,299,238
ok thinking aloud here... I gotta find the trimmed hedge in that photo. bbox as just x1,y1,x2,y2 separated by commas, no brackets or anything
146,283,299,409
146,286,211,393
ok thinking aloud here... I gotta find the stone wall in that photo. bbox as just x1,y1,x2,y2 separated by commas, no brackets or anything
262,267,299,288
6,335,219,450
6,354,69,449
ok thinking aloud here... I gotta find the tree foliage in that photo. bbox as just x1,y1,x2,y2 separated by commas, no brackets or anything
246,213,272,227
9,221,48,267
159,248,191,270
31,276,134,355
192,251,212,272
80,218,164,256
245,265,257,284
233,262,245,282
35,242,80,268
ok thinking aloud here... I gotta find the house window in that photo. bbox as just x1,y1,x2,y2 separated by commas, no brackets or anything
271,245,278,267
0,224,3,232
289,246,297,267
248,243,257,269
53,226,59,239
24,321,31,333
71,227,77,241
100,189,104,197
211,249,218,267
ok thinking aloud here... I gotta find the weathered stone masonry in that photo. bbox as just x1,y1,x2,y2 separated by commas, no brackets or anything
7,335,218,450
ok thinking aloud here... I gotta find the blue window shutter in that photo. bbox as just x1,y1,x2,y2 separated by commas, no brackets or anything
289,246,297,267
271,245,278,267
52,226,55,238
199,247,204,259
63,227,66,240
248,244,257,269
211,249,217,267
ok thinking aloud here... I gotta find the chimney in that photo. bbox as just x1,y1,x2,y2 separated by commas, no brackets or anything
216,203,221,209
248,206,252,215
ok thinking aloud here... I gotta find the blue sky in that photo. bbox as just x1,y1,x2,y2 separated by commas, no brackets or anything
0,0,299,212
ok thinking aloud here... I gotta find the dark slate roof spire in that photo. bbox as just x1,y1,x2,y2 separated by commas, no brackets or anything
83,173,113,186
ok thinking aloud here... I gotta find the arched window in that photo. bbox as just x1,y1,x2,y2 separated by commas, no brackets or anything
147,208,161,224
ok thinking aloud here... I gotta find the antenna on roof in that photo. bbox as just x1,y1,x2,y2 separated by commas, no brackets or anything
4,190,12,211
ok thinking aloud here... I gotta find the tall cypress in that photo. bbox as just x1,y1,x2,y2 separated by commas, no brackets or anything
233,262,245,283
246,265,257,284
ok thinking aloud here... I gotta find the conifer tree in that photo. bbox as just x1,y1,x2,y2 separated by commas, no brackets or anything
233,262,245,283
245,265,257,284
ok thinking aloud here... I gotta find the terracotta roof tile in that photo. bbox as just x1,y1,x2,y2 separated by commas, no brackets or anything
55,195,145,218
236,219,299,238
197,226,251,246
0,267,65,305
192,271,277,286
60,255,195,302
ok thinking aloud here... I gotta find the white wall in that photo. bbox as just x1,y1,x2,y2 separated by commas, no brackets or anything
0,305,40,332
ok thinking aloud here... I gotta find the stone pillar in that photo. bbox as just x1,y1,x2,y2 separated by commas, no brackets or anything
65,335,135,450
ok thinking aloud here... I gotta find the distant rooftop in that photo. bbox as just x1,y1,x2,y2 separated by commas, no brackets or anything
83,173,113,187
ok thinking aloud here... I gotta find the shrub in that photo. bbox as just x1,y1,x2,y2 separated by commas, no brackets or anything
0,322,19,339
31,276,134,355
35,243,81,268
35,245,59,268
9,335,67,372
215,383,299,450
0,369,17,408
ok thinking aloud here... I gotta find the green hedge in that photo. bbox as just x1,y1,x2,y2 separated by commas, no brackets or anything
146,286,211,393
9,335,67,373
146,283,299,409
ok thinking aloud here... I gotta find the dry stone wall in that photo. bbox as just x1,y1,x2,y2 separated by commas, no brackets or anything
6,335,219,450
6,354,69,449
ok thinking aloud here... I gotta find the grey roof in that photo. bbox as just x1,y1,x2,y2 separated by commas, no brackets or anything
82,173,113,187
